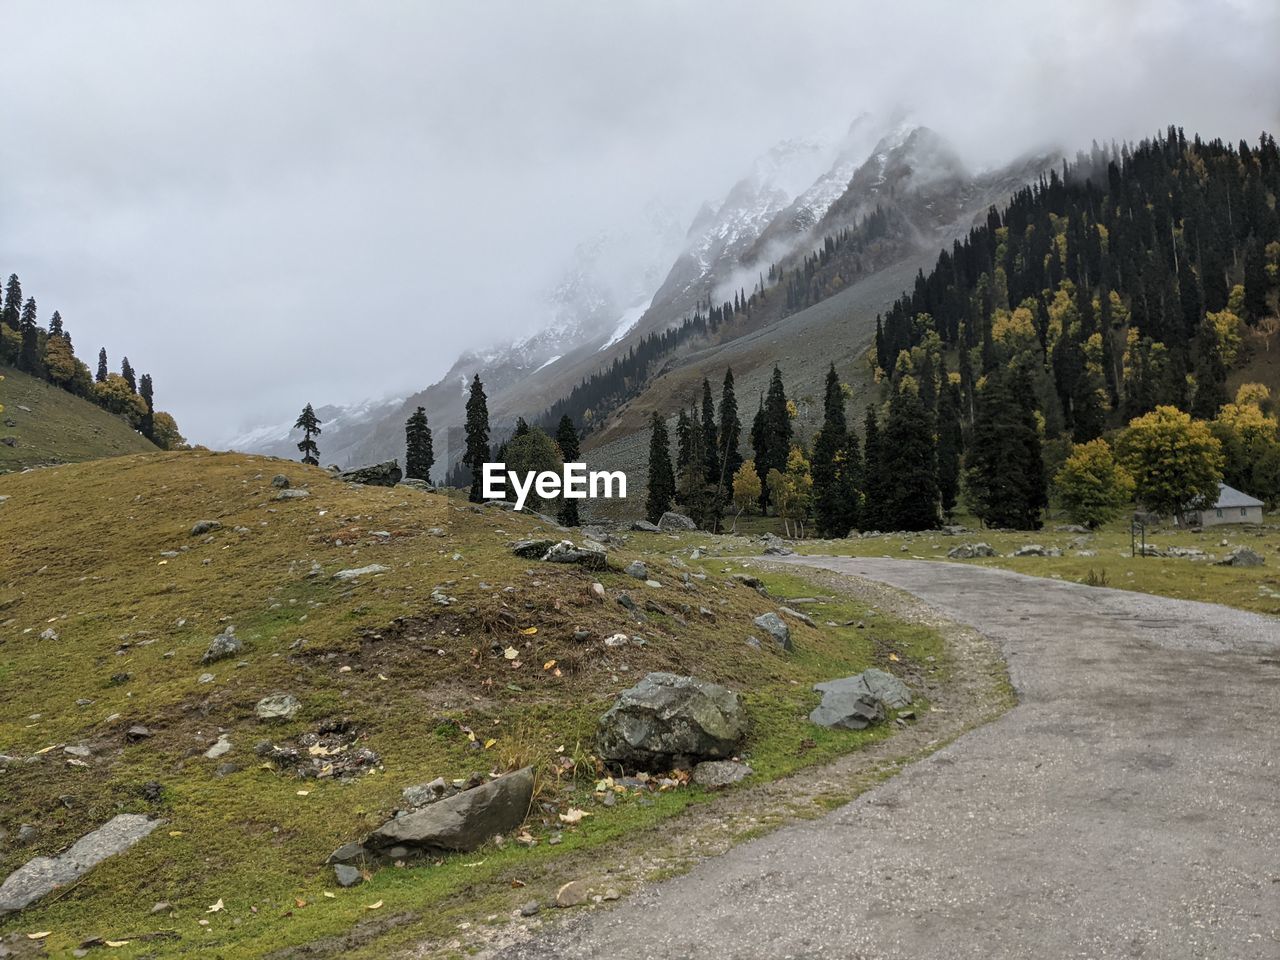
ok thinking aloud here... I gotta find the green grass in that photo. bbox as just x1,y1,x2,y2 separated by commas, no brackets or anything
0,452,945,957
0,365,156,472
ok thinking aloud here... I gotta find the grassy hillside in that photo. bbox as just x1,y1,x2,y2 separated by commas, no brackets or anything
0,365,155,473
0,452,946,957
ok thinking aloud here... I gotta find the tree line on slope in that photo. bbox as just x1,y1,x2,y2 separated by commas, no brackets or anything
1,273,185,448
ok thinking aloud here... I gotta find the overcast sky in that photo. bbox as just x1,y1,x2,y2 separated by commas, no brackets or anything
1,0,1277,444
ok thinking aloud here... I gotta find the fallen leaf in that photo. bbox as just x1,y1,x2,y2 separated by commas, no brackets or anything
296,789,310,796
294,898,307,908
105,940,131,947
168,830,184,837
503,647,519,660
520,627,538,635
377,673,389,681
207,898,225,913
543,659,557,670
510,660,523,669
35,744,60,755
888,652,900,662
483,738,497,749
323,891,336,899
558,807,590,824
553,668,563,677
27,932,51,940
365,900,383,910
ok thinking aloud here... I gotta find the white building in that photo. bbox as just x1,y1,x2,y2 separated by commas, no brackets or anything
1188,483,1265,527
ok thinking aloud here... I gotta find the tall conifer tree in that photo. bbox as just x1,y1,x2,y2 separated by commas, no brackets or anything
555,414,581,527
405,406,434,482
463,375,491,503
645,412,675,524
294,403,322,466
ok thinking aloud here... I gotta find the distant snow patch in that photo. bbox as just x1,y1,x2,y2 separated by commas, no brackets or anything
601,299,652,351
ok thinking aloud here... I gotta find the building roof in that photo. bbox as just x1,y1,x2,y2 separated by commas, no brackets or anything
1214,483,1264,509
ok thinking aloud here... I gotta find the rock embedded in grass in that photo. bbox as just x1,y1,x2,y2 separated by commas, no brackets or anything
331,564,390,581
201,627,242,664
255,693,301,721
1216,546,1264,567
596,672,747,767
809,668,913,731
190,520,221,536
275,488,310,500
624,560,647,579
753,612,792,651
692,759,753,789
657,511,697,532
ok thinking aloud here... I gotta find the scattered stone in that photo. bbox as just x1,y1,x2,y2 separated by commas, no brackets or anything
334,864,363,887
511,538,556,559
1166,546,1206,559
624,560,648,580
1055,523,1091,533
270,474,290,488
1216,546,1264,567
778,606,815,628
542,540,607,570
16,826,37,845
396,478,435,492
732,574,767,595
692,759,753,789
364,767,535,857
657,511,697,532
947,543,998,559
630,520,660,532
555,880,591,908
402,777,450,808
752,612,792,651
201,627,242,664
63,745,92,759
125,725,151,742
190,520,221,536
0,814,163,917
809,668,913,730
590,582,606,599
1012,544,1049,557
616,593,636,611
603,633,629,647
745,636,763,651
204,735,232,759
332,564,390,581
39,627,59,642
275,489,310,500
337,461,402,487
596,673,746,767
255,693,301,721
519,899,540,917
150,901,172,915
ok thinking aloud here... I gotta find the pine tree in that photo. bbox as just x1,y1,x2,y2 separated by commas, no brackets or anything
96,348,108,383
645,412,675,524
139,373,155,441
700,378,719,486
675,408,695,472
48,311,63,337
750,396,767,510
812,365,860,537
756,367,792,512
717,368,743,496
18,297,39,372
555,414,581,527
2,275,21,330
964,366,1047,529
881,382,940,530
121,356,137,394
463,374,490,503
294,403,322,466
405,406,434,482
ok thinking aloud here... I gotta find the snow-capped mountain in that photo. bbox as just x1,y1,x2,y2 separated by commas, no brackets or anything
225,395,404,466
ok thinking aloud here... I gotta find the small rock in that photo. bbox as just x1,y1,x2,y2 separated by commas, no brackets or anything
657,511,697,532
255,693,301,721
275,488,311,500
778,606,815,628
204,735,232,759
201,627,242,664
519,899,541,916
624,560,647,579
332,564,390,581
692,759,753,789
151,901,172,915
271,474,290,488
190,520,221,536
39,627,59,642
1216,546,1264,567
63,745,92,758
334,864,363,887
125,725,152,742
555,880,591,908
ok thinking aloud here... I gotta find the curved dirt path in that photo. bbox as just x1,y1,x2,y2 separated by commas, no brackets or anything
500,557,1280,960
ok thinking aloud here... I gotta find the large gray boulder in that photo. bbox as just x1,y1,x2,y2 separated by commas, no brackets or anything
810,668,912,730
0,815,163,917
657,511,697,532
947,543,998,559
338,461,403,487
1216,546,1264,567
365,767,534,856
596,672,747,767
630,520,660,533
